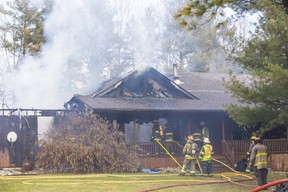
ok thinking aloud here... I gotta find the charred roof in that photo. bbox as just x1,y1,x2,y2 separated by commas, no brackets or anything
65,67,244,113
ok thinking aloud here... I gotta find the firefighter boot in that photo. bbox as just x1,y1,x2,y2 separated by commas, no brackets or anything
190,171,196,176
179,172,185,176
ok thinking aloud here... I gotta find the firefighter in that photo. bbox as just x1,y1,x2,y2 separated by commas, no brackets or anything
245,135,257,173
247,136,257,160
199,137,214,177
192,132,202,149
164,132,174,142
164,124,173,142
152,130,162,155
153,131,161,141
246,135,256,162
159,125,164,140
247,137,269,186
151,125,164,142
200,122,209,139
192,122,208,149
179,135,199,176
164,127,174,154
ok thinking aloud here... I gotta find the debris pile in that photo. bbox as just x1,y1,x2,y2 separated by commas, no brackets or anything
0,168,39,176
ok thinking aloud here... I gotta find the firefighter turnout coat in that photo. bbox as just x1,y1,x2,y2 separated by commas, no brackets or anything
199,143,214,161
183,142,199,159
249,143,268,169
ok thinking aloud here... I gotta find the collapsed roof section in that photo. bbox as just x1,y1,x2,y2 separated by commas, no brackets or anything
92,68,198,99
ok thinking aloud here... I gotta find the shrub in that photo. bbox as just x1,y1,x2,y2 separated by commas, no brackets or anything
36,113,140,173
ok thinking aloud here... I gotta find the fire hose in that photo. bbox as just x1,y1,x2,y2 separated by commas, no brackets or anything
250,178,288,192
155,140,204,173
154,140,288,192
150,140,255,191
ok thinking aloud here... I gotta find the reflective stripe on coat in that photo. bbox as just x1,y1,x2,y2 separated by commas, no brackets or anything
249,143,268,169
199,144,214,161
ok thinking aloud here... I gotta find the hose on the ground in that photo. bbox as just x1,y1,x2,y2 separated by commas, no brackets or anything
148,140,256,192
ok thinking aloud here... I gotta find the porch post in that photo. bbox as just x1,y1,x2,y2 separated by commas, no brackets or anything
222,119,225,141
188,118,192,135
133,116,137,145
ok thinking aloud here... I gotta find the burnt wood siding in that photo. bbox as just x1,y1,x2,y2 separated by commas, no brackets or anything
0,116,38,168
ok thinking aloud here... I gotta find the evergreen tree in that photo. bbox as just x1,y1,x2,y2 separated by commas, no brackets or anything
225,1,288,136
175,0,288,30
0,0,47,69
177,0,288,136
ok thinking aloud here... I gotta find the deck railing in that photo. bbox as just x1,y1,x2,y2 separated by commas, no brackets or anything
137,139,288,158
137,141,185,156
222,140,234,165
226,139,288,153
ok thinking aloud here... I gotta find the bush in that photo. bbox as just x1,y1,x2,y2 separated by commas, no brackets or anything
36,113,140,173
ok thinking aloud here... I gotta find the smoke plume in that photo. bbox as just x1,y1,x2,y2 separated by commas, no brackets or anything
5,0,166,109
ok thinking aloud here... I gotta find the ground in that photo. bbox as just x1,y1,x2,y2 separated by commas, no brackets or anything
0,172,287,192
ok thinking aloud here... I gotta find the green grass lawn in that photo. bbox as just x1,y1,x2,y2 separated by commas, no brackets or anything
0,172,287,192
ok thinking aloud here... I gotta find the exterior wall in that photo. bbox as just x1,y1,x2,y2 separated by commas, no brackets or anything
0,148,10,167
139,156,184,169
104,110,242,155
270,153,288,172
0,116,38,168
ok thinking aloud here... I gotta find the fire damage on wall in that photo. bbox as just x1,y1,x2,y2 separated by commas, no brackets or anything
64,67,242,154
0,109,69,168
64,68,200,143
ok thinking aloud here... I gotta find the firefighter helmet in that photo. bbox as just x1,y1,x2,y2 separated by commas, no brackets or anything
203,137,210,144
254,137,263,144
250,136,256,140
187,135,194,141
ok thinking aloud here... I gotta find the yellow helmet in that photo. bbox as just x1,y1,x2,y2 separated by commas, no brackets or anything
250,136,256,140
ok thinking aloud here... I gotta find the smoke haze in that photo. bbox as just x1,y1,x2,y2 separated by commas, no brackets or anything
4,0,166,109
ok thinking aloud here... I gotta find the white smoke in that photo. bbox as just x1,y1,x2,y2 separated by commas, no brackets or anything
3,0,167,109
7,0,111,108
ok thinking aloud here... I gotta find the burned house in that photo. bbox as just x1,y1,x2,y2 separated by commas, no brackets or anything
1,67,287,171
64,67,242,154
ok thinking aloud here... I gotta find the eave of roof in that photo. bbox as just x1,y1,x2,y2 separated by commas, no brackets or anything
68,70,249,112
74,92,238,112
